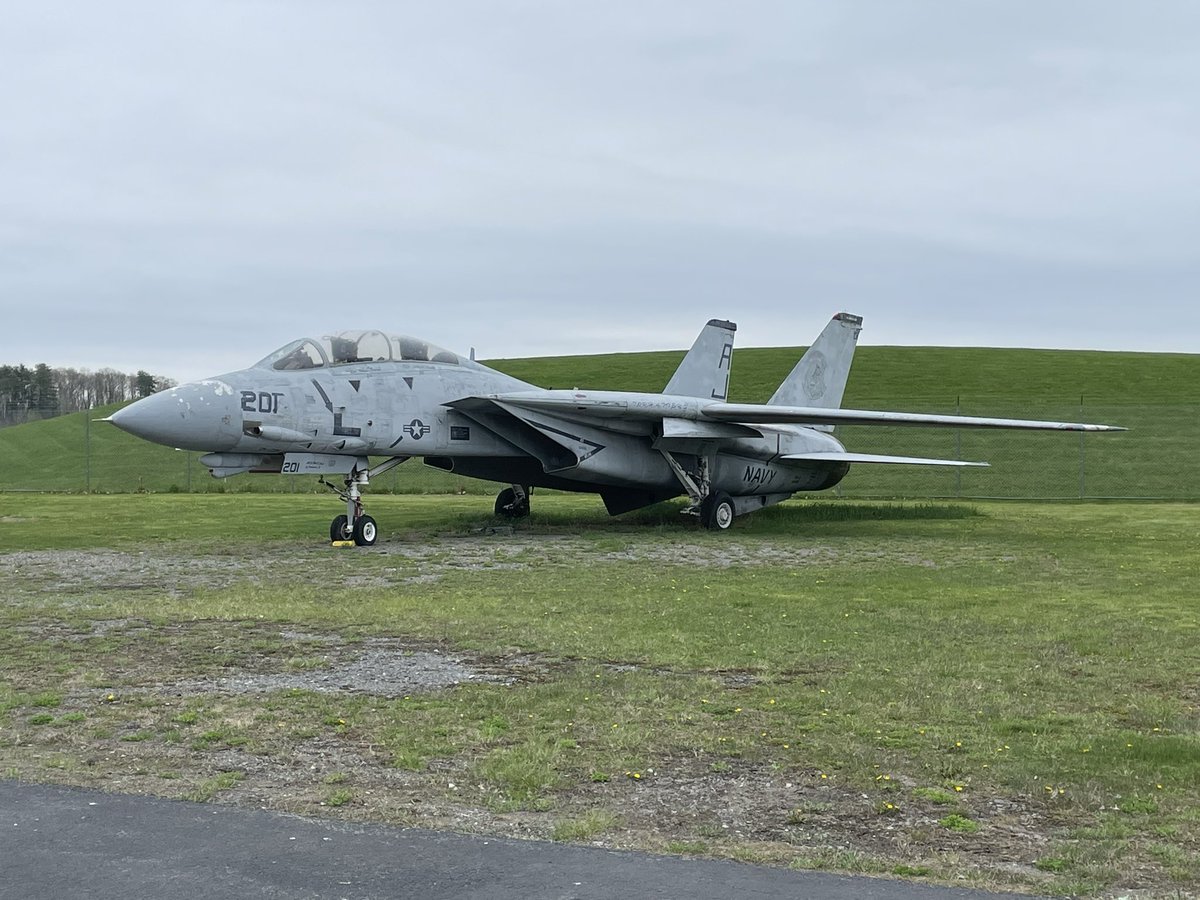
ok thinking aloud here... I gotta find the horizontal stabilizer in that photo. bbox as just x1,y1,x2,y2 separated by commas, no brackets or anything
783,451,989,468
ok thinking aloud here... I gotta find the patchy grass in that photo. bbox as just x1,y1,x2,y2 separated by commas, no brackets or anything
939,814,981,834
187,771,245,803
551,809,620,842
2,495,1200,897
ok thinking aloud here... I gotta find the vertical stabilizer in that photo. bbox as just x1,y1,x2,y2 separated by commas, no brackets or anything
768,313,863,411
664,319,737,400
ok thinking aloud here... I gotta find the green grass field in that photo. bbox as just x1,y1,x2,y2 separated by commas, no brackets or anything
2,494,1199,896
0,344,1196,498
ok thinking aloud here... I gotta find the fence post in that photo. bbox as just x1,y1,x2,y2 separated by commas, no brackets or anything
1079,395,1086,499
954,395,962,498
85,401,91,493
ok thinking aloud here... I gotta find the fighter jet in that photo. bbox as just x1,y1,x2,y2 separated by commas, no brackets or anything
108,314,1123,544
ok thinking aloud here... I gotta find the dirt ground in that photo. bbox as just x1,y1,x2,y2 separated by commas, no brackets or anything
1,538,1074,894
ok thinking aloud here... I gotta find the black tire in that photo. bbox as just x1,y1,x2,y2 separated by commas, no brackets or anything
701,493,735,531
330,514,350,542
494,487,530,519
353,514,378,546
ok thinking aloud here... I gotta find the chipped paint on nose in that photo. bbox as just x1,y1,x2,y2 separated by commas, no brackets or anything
109,380,241,451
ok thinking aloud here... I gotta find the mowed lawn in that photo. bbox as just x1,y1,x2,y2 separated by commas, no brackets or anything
1,494,1199,896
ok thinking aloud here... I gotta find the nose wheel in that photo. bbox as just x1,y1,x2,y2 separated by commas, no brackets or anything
329,512,378,546
330,514,351,542
329,499,378,548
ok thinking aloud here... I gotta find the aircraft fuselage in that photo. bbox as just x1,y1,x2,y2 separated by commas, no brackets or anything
110,344,852,507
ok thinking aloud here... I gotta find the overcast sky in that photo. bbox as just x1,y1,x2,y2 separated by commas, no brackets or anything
2,2,1198,383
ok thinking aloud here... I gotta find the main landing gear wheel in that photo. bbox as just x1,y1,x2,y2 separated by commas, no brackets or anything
495,485,531,519
701,492,735,531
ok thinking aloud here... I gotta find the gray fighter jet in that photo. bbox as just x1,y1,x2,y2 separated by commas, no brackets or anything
108,314,1123,544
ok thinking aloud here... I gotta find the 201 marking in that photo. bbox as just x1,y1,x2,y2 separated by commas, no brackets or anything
241,391,285,415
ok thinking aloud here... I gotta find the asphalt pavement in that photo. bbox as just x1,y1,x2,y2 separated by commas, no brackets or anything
2,780,1036,900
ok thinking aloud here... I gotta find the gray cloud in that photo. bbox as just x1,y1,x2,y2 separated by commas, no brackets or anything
2,1,1197,382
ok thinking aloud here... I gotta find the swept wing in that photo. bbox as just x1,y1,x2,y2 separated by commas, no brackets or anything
703,403,1126,432
458,391,1126,433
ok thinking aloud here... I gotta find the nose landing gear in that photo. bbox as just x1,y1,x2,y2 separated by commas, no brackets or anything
321,457,408,546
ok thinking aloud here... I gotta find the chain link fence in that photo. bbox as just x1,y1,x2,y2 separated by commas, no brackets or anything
0,401,1189,499
831,401,1183,499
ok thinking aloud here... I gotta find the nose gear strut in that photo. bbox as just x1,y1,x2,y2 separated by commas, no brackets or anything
320,456,409,546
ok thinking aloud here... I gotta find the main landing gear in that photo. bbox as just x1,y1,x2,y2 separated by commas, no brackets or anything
322,457,409,546
660,451,736,531
495,484,531,519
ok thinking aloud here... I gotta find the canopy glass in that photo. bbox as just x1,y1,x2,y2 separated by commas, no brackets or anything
255,331,462,371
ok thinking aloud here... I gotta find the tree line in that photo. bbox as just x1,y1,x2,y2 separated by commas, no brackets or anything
0,363,176,426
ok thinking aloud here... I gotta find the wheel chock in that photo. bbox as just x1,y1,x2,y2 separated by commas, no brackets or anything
331,540,356,548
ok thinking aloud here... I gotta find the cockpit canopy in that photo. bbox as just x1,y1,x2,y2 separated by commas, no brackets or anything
255,331,463,371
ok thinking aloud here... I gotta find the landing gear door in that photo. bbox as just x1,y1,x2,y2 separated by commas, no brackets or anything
281,453,365,476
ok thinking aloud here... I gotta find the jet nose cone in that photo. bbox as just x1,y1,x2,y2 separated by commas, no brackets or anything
110,380,242,451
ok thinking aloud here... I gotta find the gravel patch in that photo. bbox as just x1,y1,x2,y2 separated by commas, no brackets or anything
0,536,888,601
168,641,508,697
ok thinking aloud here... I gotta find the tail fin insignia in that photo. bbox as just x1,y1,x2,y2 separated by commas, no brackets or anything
769,313,862,416
665,318,737,400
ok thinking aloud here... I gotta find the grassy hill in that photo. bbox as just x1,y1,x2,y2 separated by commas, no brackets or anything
493,344,1200,406
0,345,1196,499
